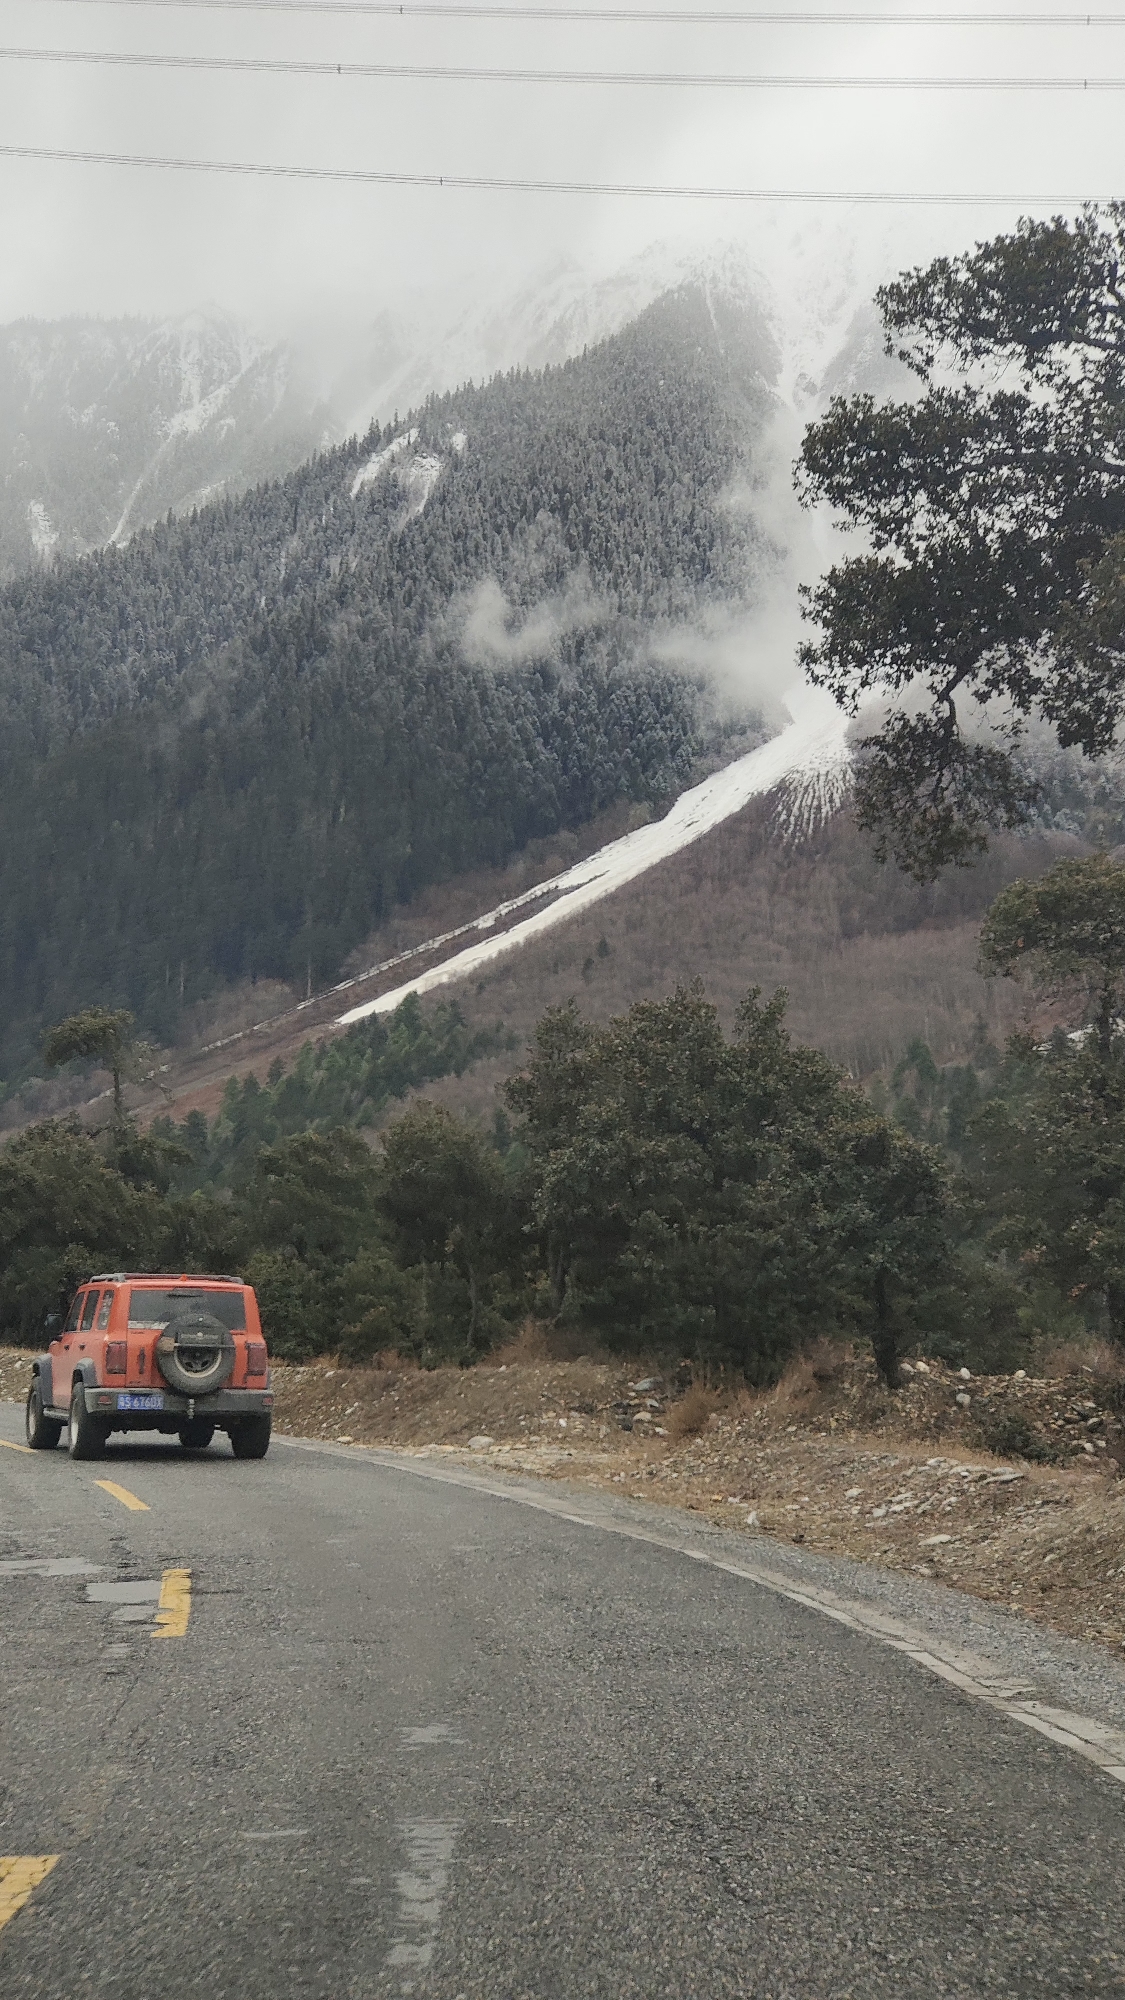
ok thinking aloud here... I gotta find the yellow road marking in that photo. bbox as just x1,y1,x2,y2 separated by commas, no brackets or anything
0,1440,32,1454
0,1856,59,1933
94,1479,150,1513
152,1567,191,1639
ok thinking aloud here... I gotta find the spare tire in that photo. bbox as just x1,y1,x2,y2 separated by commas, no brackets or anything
155,1313,235,1397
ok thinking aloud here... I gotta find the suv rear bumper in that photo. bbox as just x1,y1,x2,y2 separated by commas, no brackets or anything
75,1385,273,1425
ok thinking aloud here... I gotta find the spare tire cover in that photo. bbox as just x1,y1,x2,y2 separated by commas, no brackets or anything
155,1313,236,1397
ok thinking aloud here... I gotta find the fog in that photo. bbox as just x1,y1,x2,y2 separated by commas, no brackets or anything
1,2,1120,727
0,0,1122,335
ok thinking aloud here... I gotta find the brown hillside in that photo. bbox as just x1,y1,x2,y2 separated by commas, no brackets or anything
14,795,1075,1138
380,799,1074,1128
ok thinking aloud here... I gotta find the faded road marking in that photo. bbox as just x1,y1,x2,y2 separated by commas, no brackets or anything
152,1568,192,1638
386,1820,458,1994
94,1479,150,1512
0,1439,32,1455
0,1856,59,1934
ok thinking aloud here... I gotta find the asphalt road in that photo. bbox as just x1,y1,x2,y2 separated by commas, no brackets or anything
3,1407,1125,2000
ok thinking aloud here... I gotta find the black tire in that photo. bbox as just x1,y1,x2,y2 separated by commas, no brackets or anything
178,1419,215,1451
155,1315,235,1397
230,1415,271,1460
26,1383,62,1450
67,1382,108,1461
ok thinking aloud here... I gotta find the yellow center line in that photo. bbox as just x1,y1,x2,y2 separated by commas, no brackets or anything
0,1439,33,1454
93,1479,150,1513
152,1568,192,1639
0,1856,59,1933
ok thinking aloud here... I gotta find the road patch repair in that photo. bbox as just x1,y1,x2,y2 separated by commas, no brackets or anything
86,1569,191,1638
0,1858,58,1935
0,1559,191,1639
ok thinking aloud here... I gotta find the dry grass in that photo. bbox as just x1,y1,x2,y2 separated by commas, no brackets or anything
176,978,297,1053
664,1384,724,1439
1034,1338,1125,1383
768,1340,852,1410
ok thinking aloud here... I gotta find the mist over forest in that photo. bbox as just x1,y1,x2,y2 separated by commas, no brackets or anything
0,277,787,1085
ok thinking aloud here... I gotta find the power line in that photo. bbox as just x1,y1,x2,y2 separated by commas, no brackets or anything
6,42,1125,84
36,0,1125,24
0,140,1104,200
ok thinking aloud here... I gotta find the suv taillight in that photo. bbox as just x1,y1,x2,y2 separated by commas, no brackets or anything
246,1341,267,1377
105,1341,126,1374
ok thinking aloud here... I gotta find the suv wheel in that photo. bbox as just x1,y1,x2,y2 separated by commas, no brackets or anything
26,1383,62,1450
178,1419,215,1451
68,1382,108,1460
230,1415,271,1460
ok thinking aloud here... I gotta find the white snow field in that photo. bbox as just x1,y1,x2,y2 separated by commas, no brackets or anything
335,682,849,1028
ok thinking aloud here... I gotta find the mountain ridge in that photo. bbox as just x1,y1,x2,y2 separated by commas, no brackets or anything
0,233,910,582
0,278,777,1082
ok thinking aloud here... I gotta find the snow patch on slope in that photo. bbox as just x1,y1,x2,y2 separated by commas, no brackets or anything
772,729,853,844
336,683,849,1027
350,426,457,523
396,450,443,523
26,499,58,561
350,426,418,497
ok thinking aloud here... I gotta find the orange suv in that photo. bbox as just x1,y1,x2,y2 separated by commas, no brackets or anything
25,1273,274,1460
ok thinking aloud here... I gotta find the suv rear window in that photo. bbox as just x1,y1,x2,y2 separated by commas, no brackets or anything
127,1288,247,1332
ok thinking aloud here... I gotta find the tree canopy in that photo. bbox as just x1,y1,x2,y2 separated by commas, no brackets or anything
506,984,952,1384
798,204,1125,880
41,1007,151,1119
979,853,1125,1056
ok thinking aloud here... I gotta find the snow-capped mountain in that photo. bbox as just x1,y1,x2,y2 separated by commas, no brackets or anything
0,224,921,582
332,224,916,443
0,308,335,580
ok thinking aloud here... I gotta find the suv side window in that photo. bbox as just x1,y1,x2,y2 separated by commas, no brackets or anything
64,1294,85,1333
80,1290,101,1332
95,1289,115,1331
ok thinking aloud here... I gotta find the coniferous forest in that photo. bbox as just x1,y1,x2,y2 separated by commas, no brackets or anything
0,284,774,1084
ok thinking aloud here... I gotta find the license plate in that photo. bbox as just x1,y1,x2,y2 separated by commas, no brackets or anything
116,1393,164,1411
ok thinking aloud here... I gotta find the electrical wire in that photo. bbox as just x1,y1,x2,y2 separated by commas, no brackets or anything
0,140,1106,200
36,0,1125,25
5,43,1125,84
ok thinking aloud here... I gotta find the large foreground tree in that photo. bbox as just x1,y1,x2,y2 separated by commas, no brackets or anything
798,204,1125,880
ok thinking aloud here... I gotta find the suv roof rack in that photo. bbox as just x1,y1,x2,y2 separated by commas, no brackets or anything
88,1272,244,1284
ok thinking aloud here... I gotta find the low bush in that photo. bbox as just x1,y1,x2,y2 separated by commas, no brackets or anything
972,1406,1062,1464
665,1384,723,1439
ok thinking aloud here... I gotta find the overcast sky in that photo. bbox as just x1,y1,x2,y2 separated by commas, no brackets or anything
0,0,1121,332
